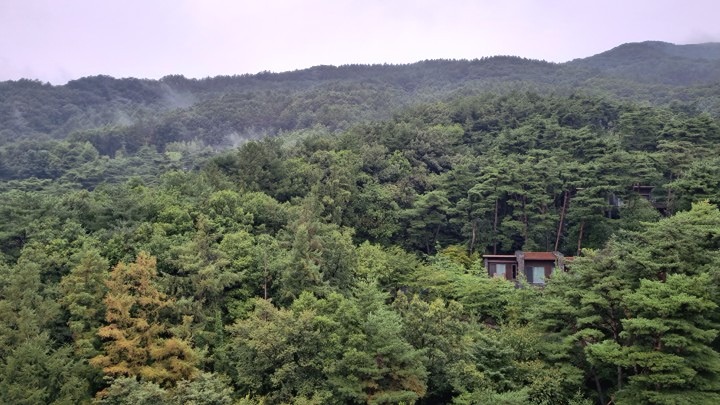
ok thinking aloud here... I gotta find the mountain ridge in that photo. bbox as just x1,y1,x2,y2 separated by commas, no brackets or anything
5,40,720,87
1,40,719,150
572,40,720,62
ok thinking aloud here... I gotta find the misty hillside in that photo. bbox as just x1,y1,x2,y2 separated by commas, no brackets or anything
1,40,719,154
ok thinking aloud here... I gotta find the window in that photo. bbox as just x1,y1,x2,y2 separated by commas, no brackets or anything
531,266,545,284
495,263,506,279
525,266,546,284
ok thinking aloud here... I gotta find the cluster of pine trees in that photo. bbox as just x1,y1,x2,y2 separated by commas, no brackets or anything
2,91,720,404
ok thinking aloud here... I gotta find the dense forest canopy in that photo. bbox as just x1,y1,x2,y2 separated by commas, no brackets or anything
2,41,720,404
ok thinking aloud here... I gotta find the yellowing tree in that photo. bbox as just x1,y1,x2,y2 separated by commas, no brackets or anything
91,252,197,388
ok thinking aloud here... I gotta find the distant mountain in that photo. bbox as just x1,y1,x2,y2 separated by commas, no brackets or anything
1,41,719,151
566,41,720,85
578,41,720,62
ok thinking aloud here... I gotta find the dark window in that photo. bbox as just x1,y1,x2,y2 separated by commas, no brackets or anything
525,266,546,284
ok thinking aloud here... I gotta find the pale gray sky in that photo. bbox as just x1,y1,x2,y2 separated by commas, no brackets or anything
1,0,719,84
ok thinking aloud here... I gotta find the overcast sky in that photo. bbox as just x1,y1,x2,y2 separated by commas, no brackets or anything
1,0,719,84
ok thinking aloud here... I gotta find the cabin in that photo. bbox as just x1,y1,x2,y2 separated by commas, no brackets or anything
631,184,667,214
482,251,570,285
632,184,654,201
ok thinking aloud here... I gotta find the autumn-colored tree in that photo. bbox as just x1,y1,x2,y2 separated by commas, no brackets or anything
91,252,197,388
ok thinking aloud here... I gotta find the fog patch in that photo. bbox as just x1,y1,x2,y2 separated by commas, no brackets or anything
224,128,269,149
225,132,250,148
160,82,196,109
11,104,29,130
681,32,720,45
113,109,135,126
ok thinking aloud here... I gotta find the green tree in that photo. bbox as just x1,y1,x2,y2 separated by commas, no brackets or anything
224,298,330,403
59,248,109,358
0,334,92,405
170,372,235,405
392,293,490,403
0,252,92,404
277,198,358,302
589,274,720,404
96,377,168,405
404,190,451,254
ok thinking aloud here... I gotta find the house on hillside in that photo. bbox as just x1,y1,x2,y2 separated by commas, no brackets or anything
611,184,665,211
631,184,667,214
482,251,571,285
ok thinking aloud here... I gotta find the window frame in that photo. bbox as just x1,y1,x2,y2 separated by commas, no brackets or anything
495,263,507,279
531,266,545,284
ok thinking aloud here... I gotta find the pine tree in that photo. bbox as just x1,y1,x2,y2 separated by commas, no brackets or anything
589,274,720,404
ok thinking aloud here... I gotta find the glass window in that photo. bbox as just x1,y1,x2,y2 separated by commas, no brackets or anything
495,263,506,279
532,266,545,284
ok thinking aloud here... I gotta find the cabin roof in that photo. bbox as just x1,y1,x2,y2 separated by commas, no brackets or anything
524,252,557,261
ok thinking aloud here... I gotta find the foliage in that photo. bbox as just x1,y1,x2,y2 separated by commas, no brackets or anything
90,252,198,389
3,54,720,403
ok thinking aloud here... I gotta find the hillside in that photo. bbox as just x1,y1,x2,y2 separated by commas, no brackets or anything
567,40,720,85
1,41,719,153
3,41,720,404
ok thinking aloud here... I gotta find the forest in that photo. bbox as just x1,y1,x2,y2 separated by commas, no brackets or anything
2,41,720,404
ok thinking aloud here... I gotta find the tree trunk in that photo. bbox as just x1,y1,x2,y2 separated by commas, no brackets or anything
576,220,585,256
432,224,441,254
666,174,674,215
469,220,477,255
522,194,528,244
591,366,606,405
493,198,499,254
555,190,569,251
263,264,268,300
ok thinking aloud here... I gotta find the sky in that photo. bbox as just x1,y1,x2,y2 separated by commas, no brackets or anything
1,0,719,85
